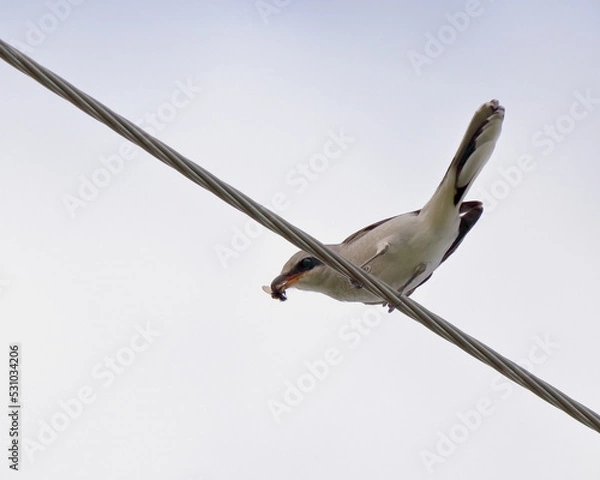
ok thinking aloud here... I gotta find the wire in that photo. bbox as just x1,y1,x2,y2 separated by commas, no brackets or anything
1,38,599,434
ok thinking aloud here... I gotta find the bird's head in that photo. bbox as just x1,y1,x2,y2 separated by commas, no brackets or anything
262,251,325,301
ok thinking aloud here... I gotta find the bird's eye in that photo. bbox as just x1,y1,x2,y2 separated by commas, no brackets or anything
300,257,315,270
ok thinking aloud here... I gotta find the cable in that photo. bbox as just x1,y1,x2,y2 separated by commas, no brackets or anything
1,38,599,434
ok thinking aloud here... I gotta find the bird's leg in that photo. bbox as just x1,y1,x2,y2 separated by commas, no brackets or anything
359,242,390,272
387,263,427,312
349,242,390,288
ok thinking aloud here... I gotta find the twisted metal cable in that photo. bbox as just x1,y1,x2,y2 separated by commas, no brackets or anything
1,38,599,434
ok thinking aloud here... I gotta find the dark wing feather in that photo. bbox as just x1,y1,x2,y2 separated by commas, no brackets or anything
393,202,482,298
341,209,420,245
441,201,483,263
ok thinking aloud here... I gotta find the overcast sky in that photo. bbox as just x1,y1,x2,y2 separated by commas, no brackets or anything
1,1,599,479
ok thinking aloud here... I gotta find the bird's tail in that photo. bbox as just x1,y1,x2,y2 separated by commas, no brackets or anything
421,100,504,223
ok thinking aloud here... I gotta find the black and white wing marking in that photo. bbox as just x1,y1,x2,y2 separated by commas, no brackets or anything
341,210,420,245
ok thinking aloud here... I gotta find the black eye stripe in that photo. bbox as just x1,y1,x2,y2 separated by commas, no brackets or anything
296,257,321,272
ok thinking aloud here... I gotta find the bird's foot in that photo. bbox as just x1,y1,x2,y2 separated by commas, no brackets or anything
386,263,428,312
349,264,372,289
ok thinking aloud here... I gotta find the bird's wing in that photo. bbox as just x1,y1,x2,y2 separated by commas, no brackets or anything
440,201,483,263
341,210,420,245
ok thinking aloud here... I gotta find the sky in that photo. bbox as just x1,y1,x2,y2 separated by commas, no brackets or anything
0,0,599,478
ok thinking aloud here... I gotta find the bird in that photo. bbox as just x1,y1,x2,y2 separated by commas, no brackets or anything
262,100,504,306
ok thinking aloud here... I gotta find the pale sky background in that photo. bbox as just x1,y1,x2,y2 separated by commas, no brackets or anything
0,1,599,479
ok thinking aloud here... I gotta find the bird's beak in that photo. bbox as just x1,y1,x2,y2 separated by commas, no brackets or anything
262,271,303,301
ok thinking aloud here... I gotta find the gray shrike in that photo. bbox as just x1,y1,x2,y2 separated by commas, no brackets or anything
263,100,504,305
